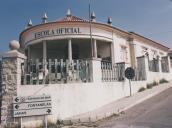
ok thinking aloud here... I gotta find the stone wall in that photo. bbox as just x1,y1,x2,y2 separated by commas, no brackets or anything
0,50,26,126
0,58,18,124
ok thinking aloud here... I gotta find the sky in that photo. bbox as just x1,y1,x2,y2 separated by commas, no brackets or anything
0,0,172,52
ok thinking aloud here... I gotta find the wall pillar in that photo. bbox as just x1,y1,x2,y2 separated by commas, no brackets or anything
0,50,26,126
144,55,149,82
110,42,115,64
158,56,162,73
27,45,31,61
43,40,47,72
90,58,102,82
129,38,136,68
93,39,97,58
167,56,171,73
43,40,47,61
68,39,72,63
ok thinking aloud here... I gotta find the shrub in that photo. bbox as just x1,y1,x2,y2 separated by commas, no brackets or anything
152,81,158,86
138,87,146,92
56,120,63,125
159,78,168,84
48,122,58,128
146,83,153,89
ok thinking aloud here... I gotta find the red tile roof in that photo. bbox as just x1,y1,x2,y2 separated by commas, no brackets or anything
57,15,89,22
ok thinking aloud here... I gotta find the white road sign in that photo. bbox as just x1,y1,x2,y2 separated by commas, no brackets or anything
13,95,51,103
13,95,52,117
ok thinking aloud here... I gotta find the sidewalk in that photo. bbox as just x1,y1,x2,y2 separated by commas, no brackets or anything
69,80,172,123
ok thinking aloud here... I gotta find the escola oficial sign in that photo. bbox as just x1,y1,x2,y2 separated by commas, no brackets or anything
34,27,81,39
13,95,52,117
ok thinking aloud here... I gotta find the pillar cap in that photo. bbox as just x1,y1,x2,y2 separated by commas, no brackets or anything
9,40,20,50
107,17,112,25
0,50,26,59
91,11,96,22
66,8,72,17
42,13,48,23
27,19,32,27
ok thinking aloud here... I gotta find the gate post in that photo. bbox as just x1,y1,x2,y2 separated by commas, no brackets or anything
90,58,102,83
0,50,26,126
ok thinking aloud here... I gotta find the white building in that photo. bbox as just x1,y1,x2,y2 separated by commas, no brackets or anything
0,9,172,127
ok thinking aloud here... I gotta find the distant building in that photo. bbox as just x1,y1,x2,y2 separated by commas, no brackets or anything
0,9,172,127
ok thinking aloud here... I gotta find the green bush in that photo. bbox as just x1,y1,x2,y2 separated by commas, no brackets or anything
138,87,146,92
152,81,158,86
146,81,159,89
146,83,153,89
48,122,58,128
56,120,63,125
159,78,168,84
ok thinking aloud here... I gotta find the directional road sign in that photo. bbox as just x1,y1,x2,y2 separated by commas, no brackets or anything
13,95,52,117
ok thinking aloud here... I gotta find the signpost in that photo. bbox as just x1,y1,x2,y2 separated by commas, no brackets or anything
13,95,52,128
125,67,135,96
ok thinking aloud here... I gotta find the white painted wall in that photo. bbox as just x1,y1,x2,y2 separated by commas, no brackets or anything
134,40,167,59
18,80,147,125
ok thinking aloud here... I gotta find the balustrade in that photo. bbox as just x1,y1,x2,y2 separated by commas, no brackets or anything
21,59,91,85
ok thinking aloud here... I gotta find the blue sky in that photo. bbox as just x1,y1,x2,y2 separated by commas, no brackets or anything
0,0,172,52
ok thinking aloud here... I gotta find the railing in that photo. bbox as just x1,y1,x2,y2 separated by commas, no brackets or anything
21,59,91,85
133,56,147,81
161,56,169,73
101,61,125,82
133,68,146,81
149,58,159,72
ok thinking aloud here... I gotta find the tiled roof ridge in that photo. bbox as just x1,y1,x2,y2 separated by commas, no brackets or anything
57,15,89,22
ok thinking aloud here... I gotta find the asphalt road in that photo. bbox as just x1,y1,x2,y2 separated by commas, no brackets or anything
98,87,172,128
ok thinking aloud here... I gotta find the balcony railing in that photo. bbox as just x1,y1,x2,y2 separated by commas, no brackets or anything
149,58,159,72
21,59,91,85
101,61,125,82
161,56,170,73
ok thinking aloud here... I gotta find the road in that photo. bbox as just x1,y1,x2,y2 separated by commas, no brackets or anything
97,87,172,128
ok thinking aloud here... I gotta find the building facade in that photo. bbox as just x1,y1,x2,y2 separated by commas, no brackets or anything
0,9,172,127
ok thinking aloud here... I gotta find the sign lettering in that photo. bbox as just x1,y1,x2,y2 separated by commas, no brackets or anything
35,27,81,39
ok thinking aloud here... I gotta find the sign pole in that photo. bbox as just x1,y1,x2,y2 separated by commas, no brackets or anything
45,115,47,128
20,117,22,128
125,67,135,97
129,79,132,96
